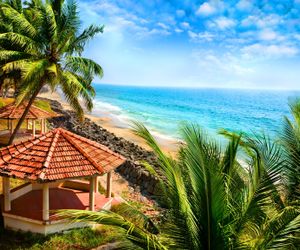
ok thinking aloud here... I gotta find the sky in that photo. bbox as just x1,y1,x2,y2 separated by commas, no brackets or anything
78,0,300,89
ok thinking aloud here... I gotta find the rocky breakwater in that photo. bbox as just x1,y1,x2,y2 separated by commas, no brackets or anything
45,99,162,196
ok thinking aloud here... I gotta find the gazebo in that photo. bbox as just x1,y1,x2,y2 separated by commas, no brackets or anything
0,128,126,234
0,102,60,142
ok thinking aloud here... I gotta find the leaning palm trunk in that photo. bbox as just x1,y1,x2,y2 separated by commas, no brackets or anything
0,0,104,143
8,83,43,144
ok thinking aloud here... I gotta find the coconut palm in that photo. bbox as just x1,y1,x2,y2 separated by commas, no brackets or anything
281,99,300,203
59,121,300,249
0,0,104,144
0,0,23,96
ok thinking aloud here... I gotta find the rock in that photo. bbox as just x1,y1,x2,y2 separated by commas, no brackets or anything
43,97,162,199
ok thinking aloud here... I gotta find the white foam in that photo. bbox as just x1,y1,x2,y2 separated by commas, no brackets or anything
92,99,179,143
93,100,122,113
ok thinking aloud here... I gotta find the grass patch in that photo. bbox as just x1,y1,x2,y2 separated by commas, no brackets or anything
0,226,127,250
0,97,53,113
0,98,14,108
33,99,53,113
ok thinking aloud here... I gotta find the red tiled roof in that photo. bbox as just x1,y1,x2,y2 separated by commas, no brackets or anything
0,102,60,119
0,128,126,182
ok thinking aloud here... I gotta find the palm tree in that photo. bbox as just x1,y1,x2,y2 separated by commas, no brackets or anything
0,0,104,144
0,0,23,97
59,121,300,249
281,99,300,203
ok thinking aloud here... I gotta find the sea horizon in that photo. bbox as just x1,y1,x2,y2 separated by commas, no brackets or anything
90,83,300,142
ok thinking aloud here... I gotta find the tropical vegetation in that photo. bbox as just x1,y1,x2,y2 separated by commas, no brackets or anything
0,225,126,250
0,1,299,250
60,101,300,249
0,0,103,144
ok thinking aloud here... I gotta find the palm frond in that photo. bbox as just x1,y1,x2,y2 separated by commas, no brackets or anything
71,24,104,54
259,206,300,249
0,32,40,54
66,56,103,79
132,122,200,249
1,5,38,39
56,209,167,250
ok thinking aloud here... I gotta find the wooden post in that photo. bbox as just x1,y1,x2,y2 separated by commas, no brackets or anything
32,120,36,137
44,119,47,133
40,119,44,134
42,183,49,221
94,176,99,193
9,120,13,134
89,177,95,211
26,119,29,130
3,177,11,211
106,171,112,198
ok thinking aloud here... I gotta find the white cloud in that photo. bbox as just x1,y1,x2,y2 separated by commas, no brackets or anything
241,14,282,28
196,2,216,16
147,29,171,36
175,28,184,33
259,29,278,41
192,50,254,77
242,44,298,58
188,31,215,42
209,17,236,30
236,0,252,11
157,22,169,30
180,22,191,29
79,0,172,40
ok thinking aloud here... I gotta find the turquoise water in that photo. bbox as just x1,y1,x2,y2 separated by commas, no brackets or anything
92,84,300,140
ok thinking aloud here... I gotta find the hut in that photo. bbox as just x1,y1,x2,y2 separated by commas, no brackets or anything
0,128,126,234
0,102,60,144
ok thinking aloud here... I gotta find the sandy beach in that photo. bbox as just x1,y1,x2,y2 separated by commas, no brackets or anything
38,90,179,155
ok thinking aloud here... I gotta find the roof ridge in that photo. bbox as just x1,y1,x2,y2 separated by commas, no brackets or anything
43,129,60,168
37,129,60,180
62,130,105,174
10,102,19,118
62,128,125,160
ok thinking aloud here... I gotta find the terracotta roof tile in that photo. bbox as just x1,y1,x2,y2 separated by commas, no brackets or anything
0,102,60,119
0,128,126,182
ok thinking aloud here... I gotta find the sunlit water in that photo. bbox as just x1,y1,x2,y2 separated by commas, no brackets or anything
91,84,300,141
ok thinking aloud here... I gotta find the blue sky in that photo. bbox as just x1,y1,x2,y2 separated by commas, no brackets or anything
79,0,300,89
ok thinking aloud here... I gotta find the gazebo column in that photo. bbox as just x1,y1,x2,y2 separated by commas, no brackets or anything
89,176,96,211
9,120,13,134
94,176,99,194
43,119,47,133
32,120,36,137
42,183,49,221
26,119,30,130
3,177,11,211
41,119,44,134
106,171,112,198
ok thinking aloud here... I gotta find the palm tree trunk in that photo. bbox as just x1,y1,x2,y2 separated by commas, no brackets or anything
8,85,44,145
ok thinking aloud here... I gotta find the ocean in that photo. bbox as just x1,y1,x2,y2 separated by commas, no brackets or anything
91,84,300,141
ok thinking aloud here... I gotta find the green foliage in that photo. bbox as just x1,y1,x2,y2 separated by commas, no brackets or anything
0,96,14,107
0,0,104,143
0,226,126,250
33,99,52,113
60,114,300,249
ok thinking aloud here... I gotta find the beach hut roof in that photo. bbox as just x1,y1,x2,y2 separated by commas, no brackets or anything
0,128,126,182
0,102,60,119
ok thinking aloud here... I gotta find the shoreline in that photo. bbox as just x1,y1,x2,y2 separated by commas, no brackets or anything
38,90,179,155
